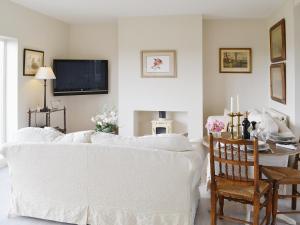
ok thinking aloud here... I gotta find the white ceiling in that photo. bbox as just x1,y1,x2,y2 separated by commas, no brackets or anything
10,0,285,24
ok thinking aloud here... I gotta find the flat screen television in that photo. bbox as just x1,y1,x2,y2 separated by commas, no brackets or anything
53,59,108,96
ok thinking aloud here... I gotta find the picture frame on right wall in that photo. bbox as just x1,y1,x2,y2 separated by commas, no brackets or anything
270,19,286,63
270,63,286,104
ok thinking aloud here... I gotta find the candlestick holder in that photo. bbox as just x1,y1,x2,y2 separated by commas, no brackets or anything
228,112,235,139
227,112,244,140
236,112,243,139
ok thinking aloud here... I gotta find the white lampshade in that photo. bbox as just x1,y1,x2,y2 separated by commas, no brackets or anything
35,67,56,80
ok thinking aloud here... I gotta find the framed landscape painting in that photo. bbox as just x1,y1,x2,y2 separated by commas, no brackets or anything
141,50,176,78
23,49,44,76
270,19,286,63
219,48,252,73
270,63,286,104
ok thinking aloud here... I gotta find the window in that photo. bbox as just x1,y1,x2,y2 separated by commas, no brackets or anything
0,37,18,144
0,40,5,143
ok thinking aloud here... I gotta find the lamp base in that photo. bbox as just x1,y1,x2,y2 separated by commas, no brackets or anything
40,107,49,112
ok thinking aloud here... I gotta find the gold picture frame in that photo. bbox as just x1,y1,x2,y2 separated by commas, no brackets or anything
270,19,286,63
219,48,252,73
23,48,44,76
141,50,177,78
270,63,286,104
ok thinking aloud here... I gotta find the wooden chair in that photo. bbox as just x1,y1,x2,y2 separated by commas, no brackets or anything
209,134,272,225
262,153,300,225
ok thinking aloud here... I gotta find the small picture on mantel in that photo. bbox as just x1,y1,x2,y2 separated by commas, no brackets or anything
141,50,177,78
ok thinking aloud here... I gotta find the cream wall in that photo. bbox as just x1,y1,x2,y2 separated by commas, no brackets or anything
1,0,297,137
0,0,69,131
267,0,296,131
203,19,269,123
118,16,203,140
64,23,118,132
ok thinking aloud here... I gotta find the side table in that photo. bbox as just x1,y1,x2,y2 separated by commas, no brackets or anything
28,107,66,133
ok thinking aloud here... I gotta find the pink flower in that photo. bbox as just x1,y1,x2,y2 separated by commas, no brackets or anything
205,120,225,133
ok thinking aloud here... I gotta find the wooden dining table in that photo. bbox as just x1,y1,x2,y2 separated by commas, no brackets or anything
202,135,300,158
202,134,300,225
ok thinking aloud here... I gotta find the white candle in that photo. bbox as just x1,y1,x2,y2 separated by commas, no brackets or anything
230,97,233,113
237,95,240,112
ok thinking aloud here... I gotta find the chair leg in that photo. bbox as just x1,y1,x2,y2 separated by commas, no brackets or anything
272,183,279,225
253,195,260,225
211,190,217,225
292,184,297,210
218,196,224,217
266,189,272,225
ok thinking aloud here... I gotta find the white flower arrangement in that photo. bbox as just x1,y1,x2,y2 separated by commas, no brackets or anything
91,106,118,133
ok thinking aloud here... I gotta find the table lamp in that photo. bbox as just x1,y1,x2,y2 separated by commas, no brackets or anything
35,67,56,112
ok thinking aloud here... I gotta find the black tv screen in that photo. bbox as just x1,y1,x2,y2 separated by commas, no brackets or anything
53,59,108,96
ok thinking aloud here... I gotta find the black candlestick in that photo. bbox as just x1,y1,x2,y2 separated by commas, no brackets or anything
242,113,250,139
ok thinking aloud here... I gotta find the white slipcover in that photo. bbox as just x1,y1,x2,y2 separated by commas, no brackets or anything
1,143,202,225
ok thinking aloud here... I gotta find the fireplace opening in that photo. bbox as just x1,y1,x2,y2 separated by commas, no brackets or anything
156,127,167,134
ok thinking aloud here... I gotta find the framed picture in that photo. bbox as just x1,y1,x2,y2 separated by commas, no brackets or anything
141,50,176,78
23,49,44,76
270,19,286,62
219,48,252,73
270,63,286,104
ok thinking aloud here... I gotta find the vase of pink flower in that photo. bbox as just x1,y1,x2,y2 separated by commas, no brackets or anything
205,119,225,137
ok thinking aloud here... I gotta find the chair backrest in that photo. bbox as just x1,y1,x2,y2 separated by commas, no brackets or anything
209,133,259,189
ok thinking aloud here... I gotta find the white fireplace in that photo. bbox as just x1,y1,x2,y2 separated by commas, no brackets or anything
151,119,173,134
134,110,188,136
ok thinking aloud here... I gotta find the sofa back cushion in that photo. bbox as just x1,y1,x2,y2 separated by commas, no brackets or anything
55,130,95,143
12,127,64,143
91,133,193,152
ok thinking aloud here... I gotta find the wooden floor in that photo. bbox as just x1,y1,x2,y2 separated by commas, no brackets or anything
1,167,300,225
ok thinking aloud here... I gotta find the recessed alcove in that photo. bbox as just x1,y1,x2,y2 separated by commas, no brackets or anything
134,110,188,136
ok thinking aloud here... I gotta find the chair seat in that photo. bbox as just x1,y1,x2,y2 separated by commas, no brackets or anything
217,180,270,201
262,166,300,184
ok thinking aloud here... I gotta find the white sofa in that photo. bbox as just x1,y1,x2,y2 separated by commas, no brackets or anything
0,130,203,225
